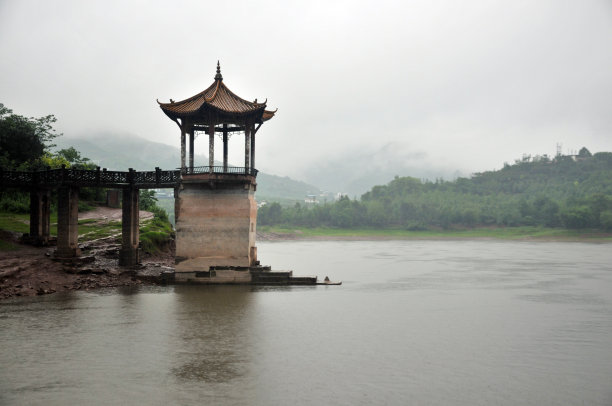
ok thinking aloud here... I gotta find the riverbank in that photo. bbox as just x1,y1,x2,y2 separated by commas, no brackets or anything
0,206,176,300
0,235,173,300
257,226,612,242
3,219,611,300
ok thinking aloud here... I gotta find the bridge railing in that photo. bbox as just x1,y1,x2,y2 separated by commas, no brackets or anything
0,166,180,188
182,166,258,177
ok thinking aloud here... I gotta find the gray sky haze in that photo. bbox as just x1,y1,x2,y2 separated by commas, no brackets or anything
1,0,611,184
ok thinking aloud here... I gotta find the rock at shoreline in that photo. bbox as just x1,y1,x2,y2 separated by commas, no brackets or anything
0,238,175,300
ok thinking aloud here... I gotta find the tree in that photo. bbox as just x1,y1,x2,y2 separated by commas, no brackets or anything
0,103,62,169
139,190,158,211
578,147,592,157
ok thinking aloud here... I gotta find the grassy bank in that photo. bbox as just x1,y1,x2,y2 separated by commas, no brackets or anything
258,225,612,241
0,208,175,253
0,212,119,242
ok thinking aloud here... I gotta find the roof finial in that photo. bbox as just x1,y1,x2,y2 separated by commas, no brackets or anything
215,60,223,81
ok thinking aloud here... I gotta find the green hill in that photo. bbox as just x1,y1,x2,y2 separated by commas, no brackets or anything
258,150,612,231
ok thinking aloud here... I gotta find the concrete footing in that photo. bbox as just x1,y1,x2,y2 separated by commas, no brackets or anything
174,266,318,285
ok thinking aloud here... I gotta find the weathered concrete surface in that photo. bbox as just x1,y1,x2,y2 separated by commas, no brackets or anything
118,187,140,266
56,186,81,258
175,175,257,282
175,269,252,284
29,189,51,245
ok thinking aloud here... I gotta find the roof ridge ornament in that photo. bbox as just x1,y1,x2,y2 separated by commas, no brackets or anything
215,61,223,81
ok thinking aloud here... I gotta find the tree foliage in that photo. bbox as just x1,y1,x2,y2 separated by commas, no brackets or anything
0,103,61,170
260,149,612,231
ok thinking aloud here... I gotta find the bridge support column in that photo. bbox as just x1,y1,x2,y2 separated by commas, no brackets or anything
56,186,81,258
119,187,140,267
29,188,50,245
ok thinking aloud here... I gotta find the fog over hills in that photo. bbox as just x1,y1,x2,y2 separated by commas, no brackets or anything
53,133,321,202
300,142,465,197
55,133,465,199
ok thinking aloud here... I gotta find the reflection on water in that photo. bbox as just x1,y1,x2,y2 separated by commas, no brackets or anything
1,240,611,405
170,286,254,384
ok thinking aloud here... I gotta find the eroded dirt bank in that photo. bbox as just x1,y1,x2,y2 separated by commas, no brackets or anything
0,231,173,301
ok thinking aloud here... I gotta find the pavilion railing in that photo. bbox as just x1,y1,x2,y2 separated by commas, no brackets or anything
182,166,258,177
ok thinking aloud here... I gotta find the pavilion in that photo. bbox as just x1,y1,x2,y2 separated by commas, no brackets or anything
158,62,276,283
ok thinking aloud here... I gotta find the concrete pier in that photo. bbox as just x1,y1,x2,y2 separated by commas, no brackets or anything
56,186,80,257
174,173,257,283
29,188,50,245
119,186,140,266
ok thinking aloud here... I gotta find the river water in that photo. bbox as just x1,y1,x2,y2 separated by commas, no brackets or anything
1,240,611,405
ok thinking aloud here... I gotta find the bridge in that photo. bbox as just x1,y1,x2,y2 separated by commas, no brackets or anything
0,165,254,266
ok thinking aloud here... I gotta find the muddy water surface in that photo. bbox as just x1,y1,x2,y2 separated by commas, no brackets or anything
1,240,611,405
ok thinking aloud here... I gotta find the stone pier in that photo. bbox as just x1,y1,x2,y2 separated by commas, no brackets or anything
174,174,257,283
119,187,140,266
29,188,51,245
56,186,80,257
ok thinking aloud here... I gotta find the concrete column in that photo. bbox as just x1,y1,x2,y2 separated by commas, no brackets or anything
223,123,228,173
250,129,255,171
244,126,251,174
29,189,50,244
56,186,80,257
208,124,215,173
119,187,140,266
180,127,186,172
188,129,194,173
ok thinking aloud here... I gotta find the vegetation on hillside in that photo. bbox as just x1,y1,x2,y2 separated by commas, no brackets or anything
259,149,612,231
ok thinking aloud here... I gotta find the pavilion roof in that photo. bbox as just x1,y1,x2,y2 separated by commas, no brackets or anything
158,62,276,125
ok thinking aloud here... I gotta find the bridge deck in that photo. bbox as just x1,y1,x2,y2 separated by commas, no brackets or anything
0,167,180,189
0,166,259,189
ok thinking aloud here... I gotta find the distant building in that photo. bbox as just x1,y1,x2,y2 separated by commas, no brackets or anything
305,194,318,204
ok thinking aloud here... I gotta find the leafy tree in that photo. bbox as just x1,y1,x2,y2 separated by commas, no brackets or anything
0,103,62,169
600,210,612,231
56,146,93,167
139,190,158,211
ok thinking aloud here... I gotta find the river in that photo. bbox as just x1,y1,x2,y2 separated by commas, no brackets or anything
1,240,611,405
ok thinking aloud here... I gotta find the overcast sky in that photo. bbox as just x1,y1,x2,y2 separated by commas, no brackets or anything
1,0,611,180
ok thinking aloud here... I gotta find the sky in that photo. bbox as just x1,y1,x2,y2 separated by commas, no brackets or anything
1,0,611,183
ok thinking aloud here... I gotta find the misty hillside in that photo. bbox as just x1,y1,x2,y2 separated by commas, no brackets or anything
301,142,464,197
259,150,612,230
54,133,321,201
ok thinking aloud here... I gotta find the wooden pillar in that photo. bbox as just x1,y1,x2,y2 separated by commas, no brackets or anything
180,127,186,172
56,186,80,258
208,124,215,173
223,123,228,173
29,189,50,245
188,129,194,173
244,125,251,174
119,186,140,266
250,128,255,171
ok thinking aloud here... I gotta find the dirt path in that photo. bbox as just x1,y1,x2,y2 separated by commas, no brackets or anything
80,206,154,224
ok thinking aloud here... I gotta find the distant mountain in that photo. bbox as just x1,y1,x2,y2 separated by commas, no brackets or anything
54,133,321,202
300,142,464,197
54,133,181,171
